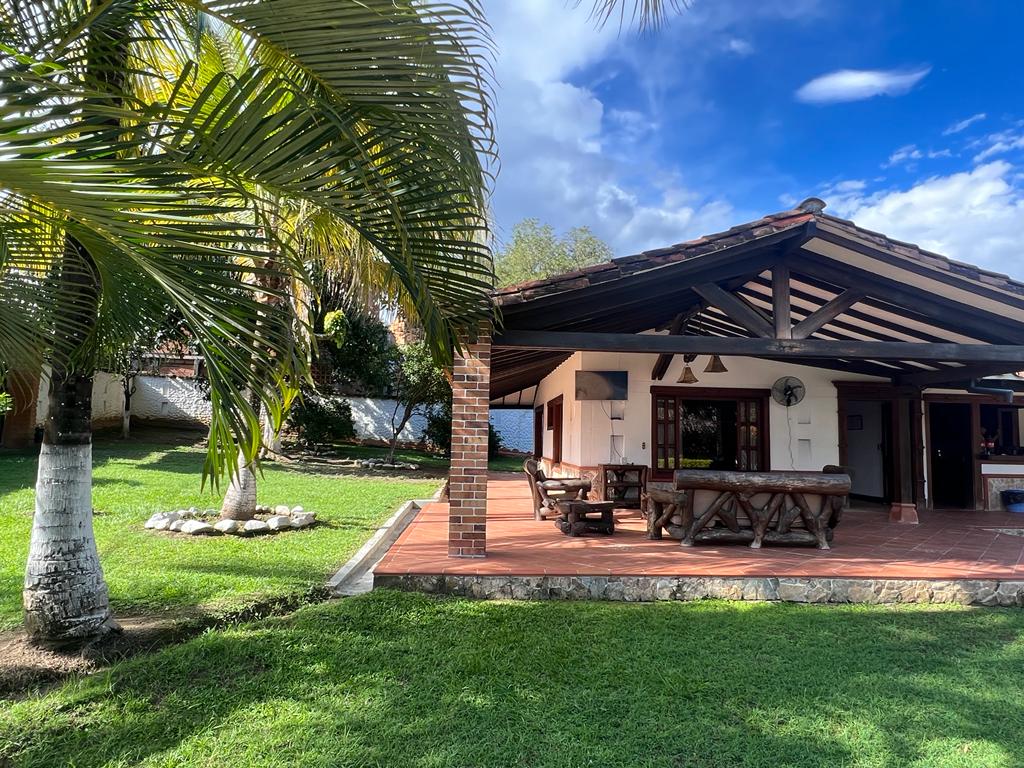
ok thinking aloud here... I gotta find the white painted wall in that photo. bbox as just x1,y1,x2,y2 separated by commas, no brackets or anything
132,375,211,424
30,372,535,452
491,410,533,453
845,400,886,498
532,351,885,472
534,353,583,467
35,368,123,428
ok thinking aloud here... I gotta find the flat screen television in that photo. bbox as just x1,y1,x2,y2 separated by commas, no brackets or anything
575,370,628,400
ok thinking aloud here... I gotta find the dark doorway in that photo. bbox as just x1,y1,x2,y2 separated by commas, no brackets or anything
547,395,563,464
844,400,894,503
533,406,544,459
929,402,974,509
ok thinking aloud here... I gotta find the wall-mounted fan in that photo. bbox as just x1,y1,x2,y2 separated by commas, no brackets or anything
772,376,806,407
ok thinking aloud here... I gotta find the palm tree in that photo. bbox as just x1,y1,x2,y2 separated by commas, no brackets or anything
1,0,494,647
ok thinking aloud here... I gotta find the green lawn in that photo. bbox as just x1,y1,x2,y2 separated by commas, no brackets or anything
0,438,440,631
326,441,527,473
3,590,1024,767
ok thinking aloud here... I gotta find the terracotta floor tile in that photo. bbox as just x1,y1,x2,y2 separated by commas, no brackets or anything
373,474,1024,581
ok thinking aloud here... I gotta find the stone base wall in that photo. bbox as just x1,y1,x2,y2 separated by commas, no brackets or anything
374,573,1024,606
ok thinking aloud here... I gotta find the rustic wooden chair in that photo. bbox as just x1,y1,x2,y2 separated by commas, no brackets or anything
523,458,591,521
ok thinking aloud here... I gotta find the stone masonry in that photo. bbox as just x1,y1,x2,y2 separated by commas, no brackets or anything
448,326,491,557
374,573,1024,606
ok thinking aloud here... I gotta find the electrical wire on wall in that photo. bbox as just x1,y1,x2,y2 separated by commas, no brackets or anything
786,406,797,469
602,400,624,462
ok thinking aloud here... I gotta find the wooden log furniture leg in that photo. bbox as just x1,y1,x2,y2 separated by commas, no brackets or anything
665,469,851,550
555,500,615,537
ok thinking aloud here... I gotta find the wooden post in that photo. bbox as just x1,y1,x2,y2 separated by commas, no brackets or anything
890,397,920,524
772,264,791,339
448,324,491,557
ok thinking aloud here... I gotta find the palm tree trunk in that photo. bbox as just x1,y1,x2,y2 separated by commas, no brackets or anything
220,451,259,520
23,241,117,647
221,250,291,518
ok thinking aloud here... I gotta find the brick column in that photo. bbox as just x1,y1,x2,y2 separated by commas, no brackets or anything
448,326,491,557
1,371,39,449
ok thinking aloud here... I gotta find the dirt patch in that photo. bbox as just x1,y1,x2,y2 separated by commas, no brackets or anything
0,587,331,698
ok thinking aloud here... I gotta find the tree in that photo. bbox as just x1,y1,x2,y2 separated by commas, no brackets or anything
321,312,398,396
2,0,494,647
98,307,191,440
387,342,451,463
494,219,614,287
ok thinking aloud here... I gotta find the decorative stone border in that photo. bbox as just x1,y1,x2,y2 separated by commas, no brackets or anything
373,573,1024,606
144,505,315,536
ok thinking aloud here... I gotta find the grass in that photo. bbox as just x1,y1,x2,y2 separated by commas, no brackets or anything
0,437,441,631
3,590,1024,767
327,441,527,473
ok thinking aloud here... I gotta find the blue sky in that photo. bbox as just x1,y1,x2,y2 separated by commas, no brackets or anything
482,0,1024,276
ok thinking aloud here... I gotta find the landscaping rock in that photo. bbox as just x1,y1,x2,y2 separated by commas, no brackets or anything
274,504,291,516
290,505,304,515
181,520,217,536
291,513,315,528
169,519,186,532
145,511,178,529
242,519,270,535
214,519,242,534
267,515,292,531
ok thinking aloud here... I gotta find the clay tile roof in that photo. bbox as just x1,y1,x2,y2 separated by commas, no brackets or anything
815,212,1024,299
494,209,814,306
493,203,1024,306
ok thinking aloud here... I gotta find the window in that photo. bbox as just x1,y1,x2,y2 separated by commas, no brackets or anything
651,388,768,478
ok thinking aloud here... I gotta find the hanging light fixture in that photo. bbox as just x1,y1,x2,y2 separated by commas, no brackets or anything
703,355,728,374
677,354,699,384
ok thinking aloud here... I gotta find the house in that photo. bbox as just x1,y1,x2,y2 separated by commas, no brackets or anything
429,198,1024,563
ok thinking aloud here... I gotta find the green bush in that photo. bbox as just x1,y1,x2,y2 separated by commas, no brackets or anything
288,396,355,446
0,391,12,413
424,403,503,458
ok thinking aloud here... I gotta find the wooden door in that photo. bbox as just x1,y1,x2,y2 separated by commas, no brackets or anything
547,396,563,464
533,406,544,459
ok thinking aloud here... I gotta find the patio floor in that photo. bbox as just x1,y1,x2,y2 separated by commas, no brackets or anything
375,473,1024,581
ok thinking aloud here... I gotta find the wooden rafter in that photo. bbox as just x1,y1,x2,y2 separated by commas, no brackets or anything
693,283,773,338
651,311,688,380
790,289,865,339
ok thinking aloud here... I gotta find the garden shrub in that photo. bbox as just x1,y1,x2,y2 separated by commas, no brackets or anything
288,396,355,446
424,403,504,458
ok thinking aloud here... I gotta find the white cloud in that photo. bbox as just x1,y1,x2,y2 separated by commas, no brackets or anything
973,129,1024,163
884,144,923,167
944,112,986,135
724,38,754,56
795,66,931,104
481,0,753,254
828,161,1024,277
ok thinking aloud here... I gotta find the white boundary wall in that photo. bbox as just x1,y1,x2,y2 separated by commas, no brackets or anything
32,373,534,452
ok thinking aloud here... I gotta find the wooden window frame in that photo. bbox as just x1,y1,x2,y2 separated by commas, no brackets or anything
649,386,770,480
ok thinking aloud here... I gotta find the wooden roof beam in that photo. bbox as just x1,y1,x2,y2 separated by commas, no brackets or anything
773,264,792,339
494,330,1024,364
896,363,1024,388
693,283,774,338
651,311,688,381
790,289,865,339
